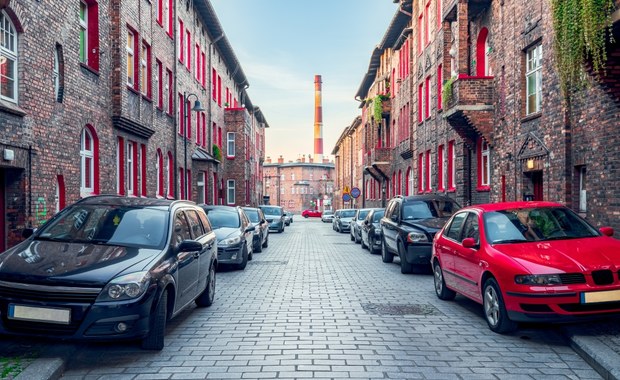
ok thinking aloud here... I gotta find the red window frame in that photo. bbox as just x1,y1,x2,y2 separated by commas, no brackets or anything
437,0,442,28
117,136,125,195
211,69,217,100
201,113,207,147
156,59,163,109
186,99,192,139
448,140,455,191
201,50,206,88
195,43,200,81
167,68,173,115
127,25,139,91
437,144,445,191
418,13,423,54
178,93,184,135
425,1,431,46
217,75,222,107
167,151,174,198
418,153,424,193
141,144,147,196
179,19,184,63
425,76,431,119
157,149,164,197
186,30,191,71
418,83,423,123
425,150,432,192
141,40,152,99
437,64,443,110
156,0,163,26
83,0,100,71
167,0,173,37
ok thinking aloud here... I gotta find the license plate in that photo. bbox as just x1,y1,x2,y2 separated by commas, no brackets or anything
581,289,620,304
8,304,71,324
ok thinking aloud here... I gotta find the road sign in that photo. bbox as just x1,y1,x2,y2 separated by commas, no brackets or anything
343,186,350,195
342,193,351,202
350,187,361,198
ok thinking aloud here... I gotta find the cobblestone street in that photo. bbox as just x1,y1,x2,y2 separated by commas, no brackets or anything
58,218,601,380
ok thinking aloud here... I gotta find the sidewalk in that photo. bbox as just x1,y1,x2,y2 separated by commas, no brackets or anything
3,322,620,380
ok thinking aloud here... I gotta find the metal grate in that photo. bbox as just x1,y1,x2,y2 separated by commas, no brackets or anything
362,303,443,316
250,260,288,265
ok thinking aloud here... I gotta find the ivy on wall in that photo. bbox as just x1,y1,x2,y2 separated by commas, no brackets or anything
212,144,222,161
552,0,615,95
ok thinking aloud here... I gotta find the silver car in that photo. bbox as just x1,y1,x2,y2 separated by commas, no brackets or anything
321,210,334,223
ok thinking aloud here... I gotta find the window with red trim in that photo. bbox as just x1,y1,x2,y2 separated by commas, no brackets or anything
425,76,430,119
418,83,423,123
212,69,217,100
140,40,152,98
167,68,173,115
179,19,184,63
418,153,424,193
186,30,191,70
398,170,402,195
201,50,206,87
425,150,432,192
141,144,147,196
178,93,184,135
80,125,99,196
437,144,444,191
56,175,66,212
117,137,125,195
167,151,174,198
196,111,201,145
126,26,139,90
477,138,491,190
407,167,414,196
448,140,455,191
156,149,164,197
156,59,163,109
213,172,218,204
186,99,192,139
217,75,222,107
418,14,423,54
425,1,431,45
437,0,442,28
167,0,173,37
156,0,163,26
179,168,185,200
476,27,490,76
195,43,200,80
201,113,207,147
437,64,443,110
79,0,100,71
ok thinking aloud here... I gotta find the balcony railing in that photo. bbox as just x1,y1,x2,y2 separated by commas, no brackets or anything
444,76,494,110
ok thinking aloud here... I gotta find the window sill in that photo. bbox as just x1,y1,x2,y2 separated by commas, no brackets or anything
0,100,26,117
79,63,100,76
226,156,235,160
522,112,542,123
476,186,491,192
142,95,153,103
127,85,140,95
447,187,456,193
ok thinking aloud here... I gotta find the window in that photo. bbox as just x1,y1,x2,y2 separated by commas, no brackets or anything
211,68,217,100
156,59,163,109
418,153,424,193
54,44,64,103
227,132,235,157
166,68,173,114
425,76,431,119
425,1,431,45
578,166,587,212
418,13,423,54
217,75,222,106
156,149,164,197
438,144,445,191
116,137,125,195
126,141,135,195
167,0,173,37
526,43,542,115
213,172,218,204
186,30,191,70
178,93,184,135
437,64,442,110
227,179,235,205
56,175,66,213
167,151,174,198
437,0,442,28
156,0,163,26
425,150,431,192
197,171,206,204
477,138,490,189
178,19,184,63
78,1,99,70
127,28,139,89
291,173,295,181
1,11,18,103
80,126,98,196
140,41,151,98
195,43,200,81
179,168,185,200
418,83,423,123
141,144,147,196
407,167,414,196
476,28,490,76
201,50,206,87
448,140,456,191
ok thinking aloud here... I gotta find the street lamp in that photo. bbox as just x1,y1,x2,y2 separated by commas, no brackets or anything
183,92,205,199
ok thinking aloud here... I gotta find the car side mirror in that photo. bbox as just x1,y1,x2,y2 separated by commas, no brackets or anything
462,237,478,249
363,220,369,225
246,225,256,233
178,240,202,252
22,228,35,239
261,219,267,224
391,215,398,222
600,227,614,237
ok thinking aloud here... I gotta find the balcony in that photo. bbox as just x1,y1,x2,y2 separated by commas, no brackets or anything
364,147,391,182
443,76,495,146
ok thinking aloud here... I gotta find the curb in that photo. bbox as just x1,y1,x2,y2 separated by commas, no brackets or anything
563,327,620,380
14,358,64,380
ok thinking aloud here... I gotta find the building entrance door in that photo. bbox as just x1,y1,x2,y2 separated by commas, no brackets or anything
532,171,543,201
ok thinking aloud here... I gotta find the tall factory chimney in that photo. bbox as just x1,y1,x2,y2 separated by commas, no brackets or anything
313,75,324,163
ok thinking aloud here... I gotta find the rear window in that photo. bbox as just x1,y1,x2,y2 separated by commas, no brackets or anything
373,210,384,222
205,209,240,228
402,200,458,220
244,209,260,223
340,210,356,217
261,206,282,216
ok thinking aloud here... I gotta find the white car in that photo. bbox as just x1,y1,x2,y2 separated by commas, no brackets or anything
321,210,334,223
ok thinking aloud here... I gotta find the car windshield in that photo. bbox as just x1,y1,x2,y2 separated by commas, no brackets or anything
244,209,260,223
357,210,370,220
205,209,240,228
373,210,385,222
483,207,600,244
402,200,458,220
323,211,333,216
340,210,356,217
37,205,168,249
261,207,282,216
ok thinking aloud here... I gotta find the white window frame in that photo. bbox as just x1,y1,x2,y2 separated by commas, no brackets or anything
526,43,542,115
80,128,95,195
408,167,414,196
226,132,235,157
0,11,18,103
140,42,148,95
579,166,587,212
226,179,235,205
126,141,134,195
126,30,135,86
79,1,88,64
53,47,60,100
481,140,490,187
197,171,206,204
156,150,163,197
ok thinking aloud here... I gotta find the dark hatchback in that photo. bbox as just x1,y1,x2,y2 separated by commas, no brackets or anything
360,208,385,254
242,207,269,253
201,205,255,270
0,195,217,350
381,195,460,274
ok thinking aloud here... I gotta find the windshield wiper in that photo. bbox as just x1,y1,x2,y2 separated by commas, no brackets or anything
491,239,529,244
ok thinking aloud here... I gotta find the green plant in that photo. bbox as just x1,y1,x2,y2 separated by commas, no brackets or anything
552,0,615,94
212,144,222,161
442,76,456,107
372,94,390,122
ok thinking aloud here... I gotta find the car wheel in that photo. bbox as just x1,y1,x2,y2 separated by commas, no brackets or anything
433,261,456,300
141,289,168,350
483,278,518,334
248,248,253,261
237,247,248,270
354,231,361,244
255,236,263,253
381,238,394,263
262,235,269,248
304,215,308,218
196,263,216,307
360,235,367,249
350,231,354,241
398,241,414,274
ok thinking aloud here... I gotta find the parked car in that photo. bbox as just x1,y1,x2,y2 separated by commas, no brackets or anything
334,209,356,233
350,208,372,243
332,210,342,230
202,205,255,269
0,195,217,350
381,195,460,274
259,205,286,233
287,211,294,224
302,209,322,218
242,207,269,253
432,201,620,334
321,210,334,223
361,208,385,254
283,211,293,226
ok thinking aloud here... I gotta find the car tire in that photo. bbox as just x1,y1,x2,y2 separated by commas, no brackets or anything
196,264,216,307
304,215,308,218
237,247,248,270
360,236,367,250
262,235,269,248
483,278,518,334
141,289,168,350
354,231,361,244
350,232,354,241
398,241,414,274
255,236,263,253
433,261,456,300
381,238,394,263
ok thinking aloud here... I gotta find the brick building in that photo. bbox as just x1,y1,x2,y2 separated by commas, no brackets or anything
263,156,334,213
334,0,620,230
0,0,267,249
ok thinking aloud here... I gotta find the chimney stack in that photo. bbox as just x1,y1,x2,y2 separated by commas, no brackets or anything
277,155,284,164
313,75,323,163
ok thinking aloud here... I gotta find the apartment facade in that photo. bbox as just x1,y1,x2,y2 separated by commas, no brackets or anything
334,0,620,230
0,0,266,249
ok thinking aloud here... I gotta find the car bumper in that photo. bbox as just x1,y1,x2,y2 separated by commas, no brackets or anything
339,223,351,232
217,244,244,264
404,243,433,265
0,286,158,341
268,221,283,231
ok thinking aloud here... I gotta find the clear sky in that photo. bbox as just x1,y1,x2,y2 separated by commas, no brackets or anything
210,0,399,162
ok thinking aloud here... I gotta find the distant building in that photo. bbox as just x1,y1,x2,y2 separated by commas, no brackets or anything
263,155,334,213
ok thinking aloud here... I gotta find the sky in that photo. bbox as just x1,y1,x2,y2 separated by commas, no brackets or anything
209,0,399,162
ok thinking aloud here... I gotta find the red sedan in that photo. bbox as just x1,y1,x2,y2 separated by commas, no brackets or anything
431,201,620,333
301,209,322,218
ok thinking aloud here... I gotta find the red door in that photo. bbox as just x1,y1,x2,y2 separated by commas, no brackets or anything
532,171,543,201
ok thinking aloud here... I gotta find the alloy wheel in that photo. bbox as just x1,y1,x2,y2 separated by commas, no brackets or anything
484,285,500,327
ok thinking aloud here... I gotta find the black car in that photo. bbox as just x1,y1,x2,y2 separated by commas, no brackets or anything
380,195,460,274
242,207,269,253
201,205,255,270
360,208,384,254
0,195,217,350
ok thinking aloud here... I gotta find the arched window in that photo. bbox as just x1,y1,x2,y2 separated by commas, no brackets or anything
0,11,18,103
80,126,99,196
156,149,164,197
54,44,64,102
476,27,490,76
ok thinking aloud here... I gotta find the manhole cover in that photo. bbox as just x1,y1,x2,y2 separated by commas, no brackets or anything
250,260,288,265
361,303,442,316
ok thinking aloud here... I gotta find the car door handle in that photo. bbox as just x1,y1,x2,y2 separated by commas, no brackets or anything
193,251,200,259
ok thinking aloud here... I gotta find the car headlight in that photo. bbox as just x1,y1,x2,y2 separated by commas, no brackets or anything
515,274,562,286
97,271,151,302
220,236,241,245
406,231,428,243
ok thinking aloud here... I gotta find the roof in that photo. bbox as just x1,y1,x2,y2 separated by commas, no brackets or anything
263,162,335,169
355,0,412,100
192,147,220,163
332,116,362,155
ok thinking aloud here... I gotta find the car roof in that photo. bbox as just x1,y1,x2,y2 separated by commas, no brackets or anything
76,194,190,209
200,205,239,212
460,201,565,213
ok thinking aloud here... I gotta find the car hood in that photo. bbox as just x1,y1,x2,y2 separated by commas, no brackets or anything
340,217,354,222
0,239,156,286
402,217,450,231
495,236,620,273
214,227,240,241
264,214,282,219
